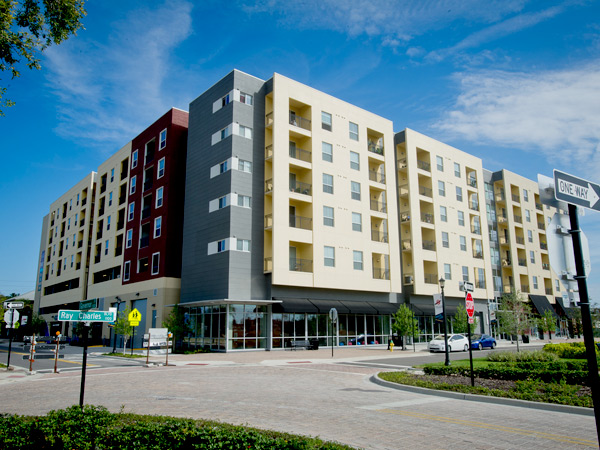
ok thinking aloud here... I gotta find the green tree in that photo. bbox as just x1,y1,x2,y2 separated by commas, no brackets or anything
0,0,87,115
112,308,133,353
452,304,479,334
391,304,419,350
30,312,47,336
497,291,532,352
162,305,190,351
537,309,557,341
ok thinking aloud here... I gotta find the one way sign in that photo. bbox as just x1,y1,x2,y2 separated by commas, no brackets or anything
554,170,600,212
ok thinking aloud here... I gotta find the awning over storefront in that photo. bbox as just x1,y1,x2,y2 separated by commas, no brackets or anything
529,295,558,319
271,298,396,315
555,297,573,318
273,298,318,313
309,299,350,314
340,301,378,314
368,302,401,314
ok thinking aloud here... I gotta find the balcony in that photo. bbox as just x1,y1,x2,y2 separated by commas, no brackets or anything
369,170,385,184
546,288,553,295
96,230,103,240
497,215,508,224
419,186,432,198
371,230,389,243
289,258,312,272
98,207,105,217
467,178,477,188
265,112,273,127
373,268,390,280
521,284,530,293
518,258,527,267
82,197,87,206
265,144,273,159
140,236,149,248
422,240,435,251
264,214,273,228
117,220,124,231
94,254,101,264
78,240,83,248
265,179,273,193
421,213,434,224
397,158,407,169
471,226,481,235
76,262,81,270
400,212,411,222
473,251,483,259
469,202,479,211
100,183,107,194
289,214,312,230
502,259,511,267
536,202,543,211
401,239,412,251
417,159,430,171
264,257,273,272
538,222,545,230
141,207,151,220
115,246,123,257
289,146,311,163
512,194,520,202
540,242,548,250
515,236,525,245
143,180,153,192
499,236,509,245
370,200,387,213
542,263,550,270
289,181,312,196
495,193,505,202
424,273,438,284
289,112,311,131
368,142,384,156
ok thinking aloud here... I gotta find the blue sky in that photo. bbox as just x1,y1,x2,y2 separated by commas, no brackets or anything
2,0,600,299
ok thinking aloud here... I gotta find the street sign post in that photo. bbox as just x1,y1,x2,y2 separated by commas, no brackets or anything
57,310,116,322
465,292,475,386
329,308,338,358
554,170,600,211
128,308,142,356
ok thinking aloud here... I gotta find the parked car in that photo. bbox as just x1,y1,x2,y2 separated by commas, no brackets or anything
347,334,379,345
428,334,469,352
470,334,497,350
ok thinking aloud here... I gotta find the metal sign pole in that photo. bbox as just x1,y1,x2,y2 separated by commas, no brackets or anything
146,333,151,365
467,321,474,387
79,325,89,408
6,309,15,370
29,335,35,372
568,204,600,445
131,326,135,356
54,333,60,374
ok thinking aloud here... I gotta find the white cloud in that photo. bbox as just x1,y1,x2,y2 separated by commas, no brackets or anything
433,64,600,178
44,0,194,152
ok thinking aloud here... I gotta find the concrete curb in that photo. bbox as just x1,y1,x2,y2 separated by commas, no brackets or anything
370,373,594,416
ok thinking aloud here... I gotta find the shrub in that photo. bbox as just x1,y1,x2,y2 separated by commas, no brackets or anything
487,350,558,363
543,342,599,359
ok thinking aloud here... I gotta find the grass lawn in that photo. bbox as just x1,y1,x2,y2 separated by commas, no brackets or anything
102,352,145,359
416,357,490,369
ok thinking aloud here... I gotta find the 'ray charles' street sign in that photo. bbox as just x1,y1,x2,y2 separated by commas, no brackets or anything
554,170,600,211
58,310,116,322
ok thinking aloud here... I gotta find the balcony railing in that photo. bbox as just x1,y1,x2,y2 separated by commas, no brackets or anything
98,208,105,217
424,273,438,284
421,213,434,224
515,236,525,245
475,279,486,289
265,144,273,159
368,143,384,156
82,197,87,206
289,258,312,272
100,183,107,194
536,203,543,211
80,218,85,227
542,263,550,270
422,240,435,251
76,262,81,270
265,112,273,127
290,146,312,163
469,202,479,211
264,257,272,272
94,255,101,264
419,186,432,197
471,226,481,235
497,215,507,224
289,181,312,196
417,159,430,171
117,220,124,230
369,170,385,184
265,178,273,193
401,239,412,251
370,200,387,213
142,207,151,220
264,214,273,228
371,230,388,243
499,236,508,245
398,184,409,196
119,195,126,205
143,180,153,192
468,178,477,188
140,237,149,248
518,258,527,266
473,251,484,259
495,193,505,202
289,112,311,130
540,242,548,250
521,284,530,293
373,268,390,280
115,246,123,257
400,212,410,222
514,215,522,224
289,214,312,230
96,231,103,240
502,259,511,267
512,194,520,202
538,222,545,230
546,288,553,295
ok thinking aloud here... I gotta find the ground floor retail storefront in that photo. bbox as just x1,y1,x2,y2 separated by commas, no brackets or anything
181,300,396,352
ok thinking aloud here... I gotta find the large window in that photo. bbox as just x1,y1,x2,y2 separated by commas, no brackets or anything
130,176,136,195
322,142,333,162
132,150,138,169
158,157,165,178
351,181,361,200
159,129,167,150
353,251,363,270
156,187,163,208
323,174,333,194
350,151,360,170
128,202,135,222
322,111,332,131
236,239,251,252
151,252,160,275
352,212,362,231
349,122,359,141
323,206,334,227
126,229,133,248
154,217,162,238
324,246,335,267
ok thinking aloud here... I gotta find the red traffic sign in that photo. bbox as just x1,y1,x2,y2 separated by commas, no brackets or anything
465,292,475,319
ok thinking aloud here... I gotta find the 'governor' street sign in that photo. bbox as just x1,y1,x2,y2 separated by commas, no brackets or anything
554,170,600,211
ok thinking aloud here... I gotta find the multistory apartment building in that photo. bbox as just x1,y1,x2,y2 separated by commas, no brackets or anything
395,129,495,340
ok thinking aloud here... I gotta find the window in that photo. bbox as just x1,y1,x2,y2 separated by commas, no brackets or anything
128,203,135,222
440,206,447,222
349,122,359,141
154,217,162,238
238,125,252,139
444,263,451,280
458,211,465,226
556,279,560,291
238,159,252,173
159,129,167,150
525,210,531,222
236,239,251,252
322,142,333,162
528,230,533,243
77,193,80,205
68,218,71,229
65,237,68,249
106,216,111,231
350,151,360,170
442,232,449,248
123,261,130,281
324,246,335,267
104,240,109,255
454,162,460,177
438,181,445,196
477,268,486,288
218,196,228,209
323,174,333,194
156,187,163,208
220,126,231,140
322,111,332,131
530,250,535,264
237,195,251,208
221,93,230,107
352,212,362,231
523,189,529,202
456,186,463,202
217,240,226,253
532,275,538,290
71,255,74,268
323,206,334,227
462,266,469,282
460,236,467,251
110,168,115,182
351,181,361,200
130,176,136,195
132,150,138,169
436,156,444,171
353,251,363,270
152,252,160,275
240,92,253,105
158,157,165,178
109,192,113,207
126,230,133,248
138,257,148,273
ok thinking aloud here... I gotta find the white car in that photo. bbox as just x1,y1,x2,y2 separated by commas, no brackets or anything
428,334,469,352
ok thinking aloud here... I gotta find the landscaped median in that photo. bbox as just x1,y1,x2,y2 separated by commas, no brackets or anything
378,343,597,409
0,405,356,450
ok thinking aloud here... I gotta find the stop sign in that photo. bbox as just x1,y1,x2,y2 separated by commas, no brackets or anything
465,292,475,321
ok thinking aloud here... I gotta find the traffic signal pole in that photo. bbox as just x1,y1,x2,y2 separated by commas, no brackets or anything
568,204,600,445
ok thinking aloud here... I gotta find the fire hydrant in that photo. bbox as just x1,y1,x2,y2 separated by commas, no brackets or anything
389,341,394,352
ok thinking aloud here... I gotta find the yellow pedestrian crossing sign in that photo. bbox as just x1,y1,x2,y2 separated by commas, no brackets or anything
128,308,142,326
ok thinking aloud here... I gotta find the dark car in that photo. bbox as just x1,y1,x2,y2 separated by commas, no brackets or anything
471,334,496,350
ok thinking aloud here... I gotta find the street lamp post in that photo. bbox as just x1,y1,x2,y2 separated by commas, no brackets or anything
439,277,450,366
111,297,123,353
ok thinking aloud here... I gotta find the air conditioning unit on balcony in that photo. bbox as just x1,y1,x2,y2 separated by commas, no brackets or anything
404,275,414,285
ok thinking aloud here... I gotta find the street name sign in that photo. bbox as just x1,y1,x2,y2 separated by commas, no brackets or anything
3,301,24,309
58,310,116,322
460,281,474,293
465,292,475,325
79,299,98,311
554,170,600,211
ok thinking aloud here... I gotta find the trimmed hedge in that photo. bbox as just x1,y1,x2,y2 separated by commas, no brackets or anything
0,405,355,450
487,350,558,363
543,342,600,359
